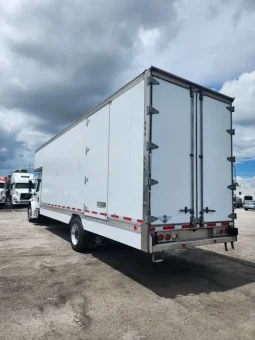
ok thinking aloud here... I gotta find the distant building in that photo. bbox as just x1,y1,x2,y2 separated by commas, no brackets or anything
234,187,255,199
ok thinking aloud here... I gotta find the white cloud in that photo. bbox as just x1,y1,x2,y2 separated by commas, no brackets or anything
0,148,8,154
236,176,255,188
219,71,255,161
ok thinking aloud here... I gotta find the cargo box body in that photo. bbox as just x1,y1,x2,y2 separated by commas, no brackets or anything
34,67,237,254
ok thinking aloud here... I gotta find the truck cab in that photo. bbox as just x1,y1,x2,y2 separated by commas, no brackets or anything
0,176,7,205
28,177,42,220
10,173,35,205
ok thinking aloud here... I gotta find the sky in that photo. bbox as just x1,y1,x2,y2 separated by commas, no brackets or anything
0,0,254,186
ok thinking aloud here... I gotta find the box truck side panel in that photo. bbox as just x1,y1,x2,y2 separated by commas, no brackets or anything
35,120,85,212
108,80,144,221
200,96,232,222
83,104,110,220
150,78,192,225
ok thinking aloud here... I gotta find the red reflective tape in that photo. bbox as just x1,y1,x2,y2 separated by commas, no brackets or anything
111,214,119,218
85,209,89,213
163,225,175,230
58,205,61,208
221,222,229,226
137,219,143,223
182,225,190,229
54,205,57,207
207,223,216,227
62,206,65,208
134,225,138,231
213,240,217,243
182,243,187,248
150,227,155,232
100,212,106,216
92,211,97,214
51,204,54,206
67,207,70,209
72,208,75,210
123,216,132,221
77,209,81,212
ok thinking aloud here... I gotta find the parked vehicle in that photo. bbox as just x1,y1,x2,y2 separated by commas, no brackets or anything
233,195,242,208
10,172,35,205
0,176,7,205
243,196,255,211
29,66,238,262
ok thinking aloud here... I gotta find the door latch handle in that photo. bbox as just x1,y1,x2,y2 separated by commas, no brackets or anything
180,207,194,214
204,207,216,213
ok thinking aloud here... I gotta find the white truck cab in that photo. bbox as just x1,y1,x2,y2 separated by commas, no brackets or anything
10,173,35,205
0,176,7,205
28,176,42,220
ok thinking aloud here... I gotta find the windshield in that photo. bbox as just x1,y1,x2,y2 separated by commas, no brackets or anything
15,183,35,189
0,183,5,188
244,196,253,201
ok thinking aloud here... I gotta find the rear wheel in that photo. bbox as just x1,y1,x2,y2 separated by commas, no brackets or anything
70,217,89,252
245,208,248,211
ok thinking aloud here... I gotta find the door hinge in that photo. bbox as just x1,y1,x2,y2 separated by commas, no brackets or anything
146,141,159,151
145,178,158,187
146,215,158,224
227,184,236,190
147,76,159,86
226,105,235,113
86,119,90,126
147,106,159,115
226,129,235,135
84,176,89,185
85,146,90,155
227,156,235,162
228,213,237,219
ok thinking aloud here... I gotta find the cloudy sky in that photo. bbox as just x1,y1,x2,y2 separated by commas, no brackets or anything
0,0,254,186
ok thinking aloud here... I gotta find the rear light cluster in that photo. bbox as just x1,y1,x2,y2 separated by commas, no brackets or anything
157,232,178,243
213,227,228,236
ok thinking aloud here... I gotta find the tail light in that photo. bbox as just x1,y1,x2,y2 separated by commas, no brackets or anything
158,234,164,242
224,227,228,234
219,229,223,235
165,233,171,241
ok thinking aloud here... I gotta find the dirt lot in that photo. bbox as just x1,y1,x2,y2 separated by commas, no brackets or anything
0,209,254,340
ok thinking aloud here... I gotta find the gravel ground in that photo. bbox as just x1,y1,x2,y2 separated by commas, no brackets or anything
0,208,254,340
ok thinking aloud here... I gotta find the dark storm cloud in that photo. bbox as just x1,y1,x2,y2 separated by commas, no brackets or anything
0,0,181,173
1,0,180,127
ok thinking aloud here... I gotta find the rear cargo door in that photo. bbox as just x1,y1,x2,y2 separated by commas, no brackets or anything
150,78,194,225
198,96,233,222
83,104,110,220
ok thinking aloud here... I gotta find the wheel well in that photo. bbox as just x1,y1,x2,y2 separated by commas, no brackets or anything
71,214,81,222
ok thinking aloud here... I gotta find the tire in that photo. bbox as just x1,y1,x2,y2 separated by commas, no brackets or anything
70,217,89,252
28,205,34,222
245,208,248,211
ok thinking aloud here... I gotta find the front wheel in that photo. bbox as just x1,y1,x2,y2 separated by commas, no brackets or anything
28,205,33,222
244,208,248,211
70,217,89,252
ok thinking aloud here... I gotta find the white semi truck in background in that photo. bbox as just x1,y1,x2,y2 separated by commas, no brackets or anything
0,176,7,205
10,172,35,205
29,66,238,262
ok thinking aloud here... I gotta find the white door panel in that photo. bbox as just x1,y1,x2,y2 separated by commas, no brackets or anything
200,96,232,222
84,105,110,219
151,79,193,224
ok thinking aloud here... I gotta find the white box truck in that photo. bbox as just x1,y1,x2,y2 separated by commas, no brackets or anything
29,66,238,262
10,172,35,205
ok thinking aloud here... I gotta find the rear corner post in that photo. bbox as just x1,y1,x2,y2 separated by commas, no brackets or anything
141,69,159,253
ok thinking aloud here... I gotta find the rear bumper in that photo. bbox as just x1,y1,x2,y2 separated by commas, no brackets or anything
152,236,237,252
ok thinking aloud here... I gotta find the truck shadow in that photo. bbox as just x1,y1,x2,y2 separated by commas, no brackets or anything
43,222,255,299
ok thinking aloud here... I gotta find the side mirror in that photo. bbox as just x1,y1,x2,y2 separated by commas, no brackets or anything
28,180,33,192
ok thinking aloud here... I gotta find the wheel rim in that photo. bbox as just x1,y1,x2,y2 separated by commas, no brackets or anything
71,224,79,245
